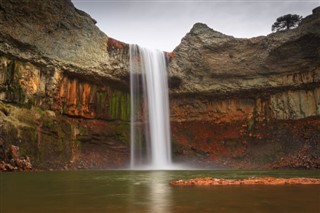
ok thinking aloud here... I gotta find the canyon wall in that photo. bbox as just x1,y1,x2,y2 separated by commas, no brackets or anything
0,0,130,170
0,56,131,170
168,7,320,168
0,0,319,170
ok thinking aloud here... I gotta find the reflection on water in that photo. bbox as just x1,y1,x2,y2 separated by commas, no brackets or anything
1,170,320,213
149,171,171,213
128,171,172,212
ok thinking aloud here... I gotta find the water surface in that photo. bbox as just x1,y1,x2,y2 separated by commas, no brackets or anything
1,170,319,213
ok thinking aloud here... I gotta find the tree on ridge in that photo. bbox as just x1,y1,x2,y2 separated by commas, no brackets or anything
272,14,303,32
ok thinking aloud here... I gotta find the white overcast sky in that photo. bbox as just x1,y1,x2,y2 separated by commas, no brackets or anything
72,0,320,52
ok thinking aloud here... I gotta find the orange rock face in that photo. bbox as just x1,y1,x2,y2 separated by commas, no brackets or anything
170,177,320,186
0,57,131,170
52,75,130,120
170,94,320,169
107,37,128,50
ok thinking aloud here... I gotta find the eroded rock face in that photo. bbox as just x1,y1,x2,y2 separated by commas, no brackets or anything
0,0,129,85
168,9,320,95
0,55,131,170
0,100,130,170
0,0,106,67
168,7,320,168
0,0,132,170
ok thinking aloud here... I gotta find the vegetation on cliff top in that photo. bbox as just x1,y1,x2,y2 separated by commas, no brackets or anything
272,14,303,32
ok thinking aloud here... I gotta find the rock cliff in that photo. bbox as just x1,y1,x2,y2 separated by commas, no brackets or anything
0,0,129,84
0,0,130,170
169,8,320,96
0,0,319,170
169,7,320,168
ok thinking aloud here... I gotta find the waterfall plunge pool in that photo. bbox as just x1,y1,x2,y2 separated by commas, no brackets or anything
1,170,319,213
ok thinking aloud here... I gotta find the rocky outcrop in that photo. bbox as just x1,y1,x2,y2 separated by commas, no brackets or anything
0,144,32,171
0,0,131,170
0,99,129,170
168,7,320,96
169,7,320,169
0,0,129,84
170,177,320,186
0,0,104,67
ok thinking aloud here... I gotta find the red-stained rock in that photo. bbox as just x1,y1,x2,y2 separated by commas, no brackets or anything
8,145,19,160
15,158,32,170
4,163,15,171
52,76,130,120
170,177,320,186
0,161,6,171
167,9,320,170
164,52,175,63
171,117,320,169
107,37,128,50
0,144,33,171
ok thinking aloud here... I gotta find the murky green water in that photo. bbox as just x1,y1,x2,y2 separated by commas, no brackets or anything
1,170,319,213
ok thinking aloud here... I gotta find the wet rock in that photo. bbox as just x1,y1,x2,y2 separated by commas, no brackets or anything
3,162,15,171
0,143,33,171
170,177,320,186
8,145,19,160
0,161,6,171
0,140,5,159
15,158,32,170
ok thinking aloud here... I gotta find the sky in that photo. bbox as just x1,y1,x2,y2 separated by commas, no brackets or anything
72,0,320,52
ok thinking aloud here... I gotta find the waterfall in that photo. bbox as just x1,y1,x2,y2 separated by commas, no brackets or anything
130,44,172,169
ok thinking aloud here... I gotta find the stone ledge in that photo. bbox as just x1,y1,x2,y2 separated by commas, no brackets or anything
170,177,320,186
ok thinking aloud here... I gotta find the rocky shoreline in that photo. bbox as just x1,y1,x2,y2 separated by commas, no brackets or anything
0,145,32,171
170,177,320,186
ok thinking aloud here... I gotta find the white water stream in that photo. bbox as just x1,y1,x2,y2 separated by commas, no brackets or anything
130,44,171,169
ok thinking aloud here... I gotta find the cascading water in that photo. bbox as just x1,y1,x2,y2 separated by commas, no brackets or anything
130,44,171,169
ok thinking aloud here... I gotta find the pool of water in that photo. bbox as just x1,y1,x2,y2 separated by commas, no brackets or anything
1,170,319,213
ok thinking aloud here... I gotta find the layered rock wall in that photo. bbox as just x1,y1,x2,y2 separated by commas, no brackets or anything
168,7,320,168
0,55,130,170
0,0,132,170
0,0,319,169
170,85,320,168
170,70,320,123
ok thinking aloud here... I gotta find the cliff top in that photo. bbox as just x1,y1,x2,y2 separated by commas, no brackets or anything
0,1,319,94
0,0,108,69
168,6,320,96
